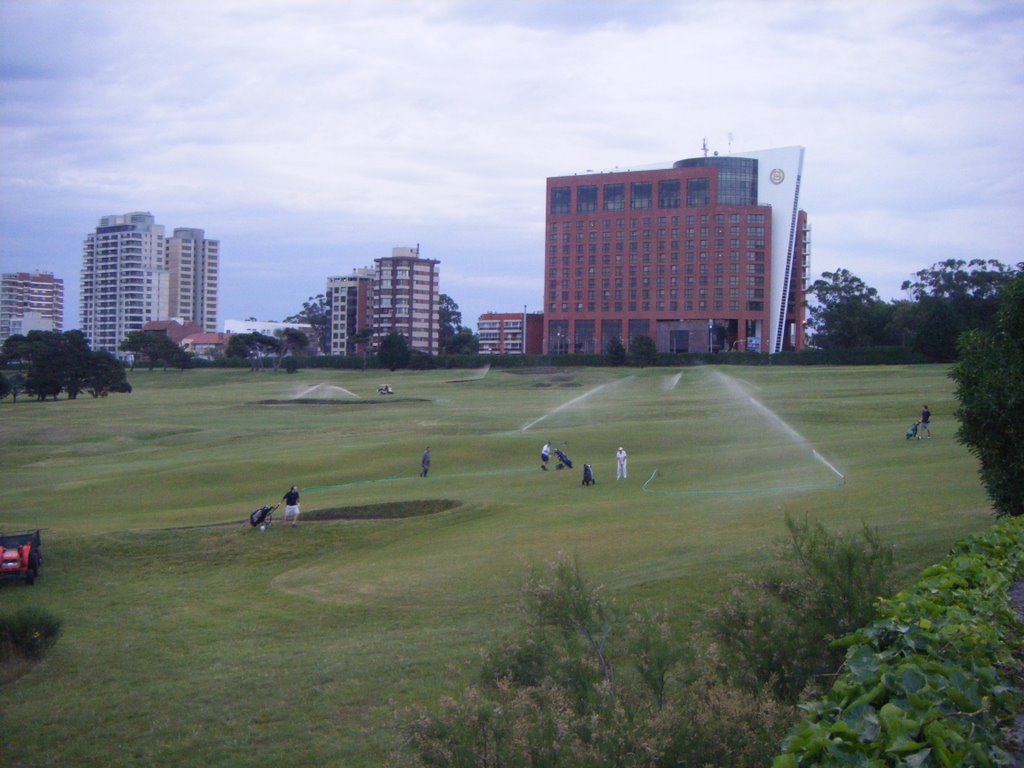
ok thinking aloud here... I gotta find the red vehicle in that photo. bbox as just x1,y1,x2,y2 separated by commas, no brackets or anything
0,530,41,585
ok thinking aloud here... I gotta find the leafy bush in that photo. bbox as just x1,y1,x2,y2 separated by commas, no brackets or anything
774,516,1024,766
395,554,795,768
0,605,62,661
707,514,896,703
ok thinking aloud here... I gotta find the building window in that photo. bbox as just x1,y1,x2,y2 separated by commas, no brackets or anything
551,187,571,215
658,179,681,208
631,182,652,210
687,178,710,207
577,185,598,213
604,184,625,211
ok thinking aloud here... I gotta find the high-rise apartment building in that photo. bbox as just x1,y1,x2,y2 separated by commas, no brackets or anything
167,228,220,333
372,247,440,355
0,270,65,344
81,212,169,355
544,146,809,355
327,268,374,356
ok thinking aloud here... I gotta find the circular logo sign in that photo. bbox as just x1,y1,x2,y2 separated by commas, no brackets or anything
769,168,785,185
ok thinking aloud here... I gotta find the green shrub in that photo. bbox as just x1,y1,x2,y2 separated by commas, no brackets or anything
707,514,896,703
0,605,62,661
774,516,1024,766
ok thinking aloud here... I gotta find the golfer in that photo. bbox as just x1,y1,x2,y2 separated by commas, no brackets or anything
616,447,628,480
421,447,431,477
541,441,551,470
282,485,300,527
919,405,931,439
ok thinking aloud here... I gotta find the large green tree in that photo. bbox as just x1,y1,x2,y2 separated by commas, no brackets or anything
119,331,190,371
901,258,1021,362
438,294,479,354
950,275,1024,516
0,331,131,401
377,331,410,371
629,335,657,367
225,332,281,370
285,294,331,354
807,269,894,349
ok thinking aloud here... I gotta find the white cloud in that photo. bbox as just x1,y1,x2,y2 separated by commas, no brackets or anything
1,0,1022,327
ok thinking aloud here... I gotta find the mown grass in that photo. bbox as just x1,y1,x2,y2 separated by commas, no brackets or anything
0,364,992,766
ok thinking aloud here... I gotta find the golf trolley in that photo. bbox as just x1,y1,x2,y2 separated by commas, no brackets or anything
249,503,279,530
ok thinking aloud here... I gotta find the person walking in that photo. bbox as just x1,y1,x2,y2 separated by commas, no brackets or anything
616,446,628,480
919,405,932,439
420,447,431,477
282,485,300,527
541,441,551,470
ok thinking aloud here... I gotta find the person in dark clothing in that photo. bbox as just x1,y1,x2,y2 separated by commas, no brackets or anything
421,447,431,477
282,485,300,526
919,405,932,439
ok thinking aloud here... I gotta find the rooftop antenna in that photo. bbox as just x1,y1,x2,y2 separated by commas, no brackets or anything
728,132,733,153
701,137,709,157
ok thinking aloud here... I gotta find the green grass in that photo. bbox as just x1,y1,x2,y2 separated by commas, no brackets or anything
0,365,993,766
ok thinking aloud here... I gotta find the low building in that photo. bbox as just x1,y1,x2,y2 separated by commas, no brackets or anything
478,311,544,355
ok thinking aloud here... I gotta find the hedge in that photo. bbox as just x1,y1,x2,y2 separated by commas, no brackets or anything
774,517,1024,767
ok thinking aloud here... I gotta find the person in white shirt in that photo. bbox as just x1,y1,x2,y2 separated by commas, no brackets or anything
616,447,628,480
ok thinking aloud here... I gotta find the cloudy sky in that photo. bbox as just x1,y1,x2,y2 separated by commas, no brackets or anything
2,0,1022,330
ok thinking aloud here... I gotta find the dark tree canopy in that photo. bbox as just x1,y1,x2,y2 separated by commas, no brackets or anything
951,275,1024,516
807,269,894,349
438,294,480,354
377,331,411,371
120,331,191,370
606,336,627,366
225,332,281,370
630,335,657,367
1,331,130,401
285,294,331,354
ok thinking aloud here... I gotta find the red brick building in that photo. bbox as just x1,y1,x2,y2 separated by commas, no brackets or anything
477,311,544,355
543,147,809,355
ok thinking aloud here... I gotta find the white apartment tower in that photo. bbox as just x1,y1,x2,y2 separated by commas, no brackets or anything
167,228,220,332
327,268,374,356
81,212,169,355
372,247,440,355
0,270,65,344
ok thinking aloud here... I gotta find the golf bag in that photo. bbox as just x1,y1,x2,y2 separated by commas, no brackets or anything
906,422,919,440
249,503,278,529
582,463,595,486
554,448,573,470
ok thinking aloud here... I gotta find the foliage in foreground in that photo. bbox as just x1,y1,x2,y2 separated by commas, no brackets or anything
394,517,899,768
0,606,62,684
774,516,1024,767
393,553,795,768
951,274,1024,517
708,515,897,704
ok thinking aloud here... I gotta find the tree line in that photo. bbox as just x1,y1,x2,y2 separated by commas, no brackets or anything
807,258,1022,361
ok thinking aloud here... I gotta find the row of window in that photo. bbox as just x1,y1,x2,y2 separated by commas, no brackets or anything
552,179,717,214
547,300,765,314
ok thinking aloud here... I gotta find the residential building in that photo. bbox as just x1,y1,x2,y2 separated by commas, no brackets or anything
372,246,440,355
80,212,170,355
327,268,374,356
0,270,64,344
543,146,809,355
167,228,220,333
478,311,544,355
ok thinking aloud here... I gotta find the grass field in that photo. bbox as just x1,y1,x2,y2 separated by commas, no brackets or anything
0,364,994,766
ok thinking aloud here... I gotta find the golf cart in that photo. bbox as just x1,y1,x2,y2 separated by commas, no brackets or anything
0,529,42,585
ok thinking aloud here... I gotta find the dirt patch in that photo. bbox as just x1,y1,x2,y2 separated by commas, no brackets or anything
303,499,460,521
255,398,430,406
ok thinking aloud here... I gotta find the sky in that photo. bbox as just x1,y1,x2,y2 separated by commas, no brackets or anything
2,0,1023,331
